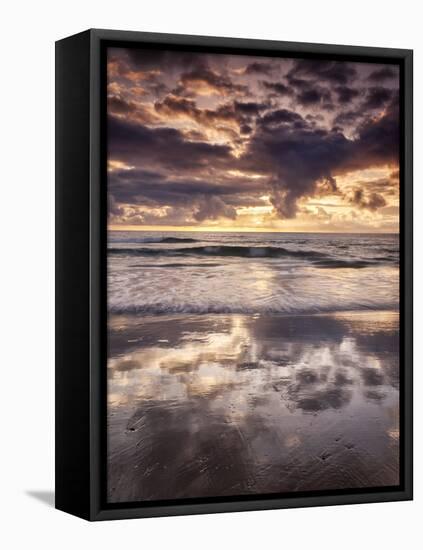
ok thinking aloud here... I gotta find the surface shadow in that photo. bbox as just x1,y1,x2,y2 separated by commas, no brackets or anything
26,490,55,508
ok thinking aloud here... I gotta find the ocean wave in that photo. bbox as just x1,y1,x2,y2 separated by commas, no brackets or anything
108,301,398,315
109,245,326,259
108,244,397,267
313,259,389,269
129,262,222,268
109,236,198,244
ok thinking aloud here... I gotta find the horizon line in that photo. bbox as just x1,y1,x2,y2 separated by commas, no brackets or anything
108,225,399,235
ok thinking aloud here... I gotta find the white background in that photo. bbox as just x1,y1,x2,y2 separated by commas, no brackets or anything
0,1,420,548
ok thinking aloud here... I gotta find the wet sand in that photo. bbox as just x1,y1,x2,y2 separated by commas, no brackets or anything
107,311,399,503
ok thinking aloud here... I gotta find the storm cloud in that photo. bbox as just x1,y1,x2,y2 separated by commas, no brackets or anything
107,47,400,230
237,95,399,218
109,115,233,171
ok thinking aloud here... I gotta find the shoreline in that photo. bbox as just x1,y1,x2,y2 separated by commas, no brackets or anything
107,310,399,503
108,308,399,318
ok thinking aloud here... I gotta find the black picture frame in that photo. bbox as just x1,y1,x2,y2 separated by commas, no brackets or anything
55,28,413,521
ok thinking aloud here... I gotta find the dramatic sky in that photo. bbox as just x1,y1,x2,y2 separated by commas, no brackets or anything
107,47,400,233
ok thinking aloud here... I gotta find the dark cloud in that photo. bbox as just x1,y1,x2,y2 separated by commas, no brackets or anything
154,94,267,134
260,108,305,127
279,70,334,110
108,165,258,224
363,86,392,110
109,115,233,170
108,95,158,124
243,120,351,217
193,196,237,221
367,67,397,82
332,110,361,128
179,66,248,96
287,59,357,85
154,94,197,116
316,175,338,194
234,101,267,115
240,124,253,135
350,95,399,168
305,113,324,124
243,62,275,75
335,86,361,104
108,95,135,115
296,86,332,107
262,81,292,96
285,60,361,112
147,81,169,97
109,166,265,213
349,188,387,211
112,171,256,197
356,177,398,197
241,97,399,218
108,194,124,217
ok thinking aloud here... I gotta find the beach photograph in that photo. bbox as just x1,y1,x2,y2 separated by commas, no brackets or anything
106,47,400,503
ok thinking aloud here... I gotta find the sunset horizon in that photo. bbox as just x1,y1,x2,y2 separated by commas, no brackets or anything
108,225,399,234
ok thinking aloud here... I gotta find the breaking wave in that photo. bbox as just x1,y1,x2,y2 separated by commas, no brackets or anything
108,299,398,315
109,236,198,244
108,244,397,268
107,231,399,316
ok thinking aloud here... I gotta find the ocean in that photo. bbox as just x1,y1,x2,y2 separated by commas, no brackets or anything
108,231,399,315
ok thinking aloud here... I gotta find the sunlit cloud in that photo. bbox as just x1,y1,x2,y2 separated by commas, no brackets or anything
107,48,400,233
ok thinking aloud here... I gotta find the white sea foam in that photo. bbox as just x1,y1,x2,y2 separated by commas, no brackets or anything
108,231,399,315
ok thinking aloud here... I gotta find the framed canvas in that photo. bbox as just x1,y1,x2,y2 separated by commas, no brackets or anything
55,29,413,521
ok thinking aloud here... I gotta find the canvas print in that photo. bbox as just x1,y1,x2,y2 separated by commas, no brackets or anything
106,47,400,503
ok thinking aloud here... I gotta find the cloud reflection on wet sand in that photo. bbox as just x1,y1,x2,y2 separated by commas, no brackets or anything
108,311,399,502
